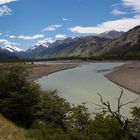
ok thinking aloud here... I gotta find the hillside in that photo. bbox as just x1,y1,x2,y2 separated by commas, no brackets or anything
0,115,26,140
98,30,124,39
24,26,140,59
0,49,18,60
96,25,140,59
24,36,110,59
0,43,23,60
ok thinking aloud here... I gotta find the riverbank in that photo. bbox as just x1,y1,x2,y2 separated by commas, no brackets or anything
27,63,79,81
106,61,140,94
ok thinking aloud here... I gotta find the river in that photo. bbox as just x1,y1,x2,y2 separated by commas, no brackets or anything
37,62,140,117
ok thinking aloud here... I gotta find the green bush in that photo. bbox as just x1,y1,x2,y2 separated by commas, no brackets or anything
0,64,139,140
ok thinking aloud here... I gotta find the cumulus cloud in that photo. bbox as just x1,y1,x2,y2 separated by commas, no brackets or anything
62,18,69,21
123,0,140,13
36,34,67,47
0,5,12,16
42,24,62,32
11,34,44,40
9,34,44,40
0,0,17,5
69,0,140,34
9,35,16,38
37,37,55,44
0,0,18,16
55,34,66,39
0,39,19,46
0,39,11,43
111,9,127,15
69,15,140,34
62,18,71,21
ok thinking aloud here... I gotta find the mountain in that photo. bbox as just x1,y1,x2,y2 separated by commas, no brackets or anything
0,48,18,59
0,41,23,59
96,25,140,59
25,36,110,58
1,26,140,60
0,45,23,53
98,30,124,39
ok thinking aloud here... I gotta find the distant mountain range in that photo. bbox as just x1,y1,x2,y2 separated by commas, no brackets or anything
0,43,23,59
23,30,124,59
0,49,17,59
0,26,140,60
23,36,111,58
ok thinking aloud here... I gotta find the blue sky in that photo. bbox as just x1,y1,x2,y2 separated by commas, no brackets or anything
0,0,140,50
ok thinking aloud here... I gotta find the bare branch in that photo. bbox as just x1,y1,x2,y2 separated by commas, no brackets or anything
97,93,121,123
117,90,123,115
96,91,139,140
120,97,140,107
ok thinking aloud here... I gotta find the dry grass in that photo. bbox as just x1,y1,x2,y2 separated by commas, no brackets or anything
0,115,27,140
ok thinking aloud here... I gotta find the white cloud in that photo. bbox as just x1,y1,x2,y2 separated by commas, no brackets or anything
37,37,55,44
9,34,44,40
42,24,62,32
62,18,71,21
69,0,140,34
0,0,17,5
17,34,44,40
123,0,140,13
9,35,16,38
55,34,66,39
36,34,67,46
111,9,127,15
0,5,12,16
69,15,140,34
0,39,17,46
62,18,68,21
0,33,2,35
0,39,8,43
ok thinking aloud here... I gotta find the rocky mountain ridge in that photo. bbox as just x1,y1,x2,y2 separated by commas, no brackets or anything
1,26,140,60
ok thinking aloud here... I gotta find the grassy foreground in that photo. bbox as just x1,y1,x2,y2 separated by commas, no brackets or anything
0,115,26,140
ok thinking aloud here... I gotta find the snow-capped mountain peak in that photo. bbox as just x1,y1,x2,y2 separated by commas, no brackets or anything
30,43,49,50
1,45,23,52
29,38,55,50
0,39,23,53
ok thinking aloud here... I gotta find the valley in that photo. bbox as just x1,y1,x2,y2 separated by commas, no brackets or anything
1,0,140,139
1,26,140,60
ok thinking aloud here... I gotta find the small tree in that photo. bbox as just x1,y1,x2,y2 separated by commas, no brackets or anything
0,64,28,94
96,90,140,140
68,103,91,132
85,113,122,140
0,64,40,128
131,107,140,139
37,91,70,130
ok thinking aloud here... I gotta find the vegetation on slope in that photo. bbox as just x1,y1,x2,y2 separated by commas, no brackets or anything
0,64,140,140
0,115,26,140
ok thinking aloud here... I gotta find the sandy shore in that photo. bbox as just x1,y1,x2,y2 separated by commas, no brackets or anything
27,63,79,81
106,61,140,94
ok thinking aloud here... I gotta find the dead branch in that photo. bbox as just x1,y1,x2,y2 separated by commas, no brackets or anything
96,91,139,140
